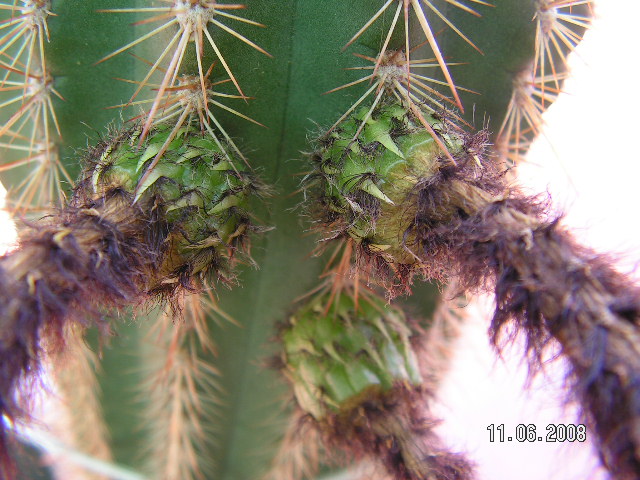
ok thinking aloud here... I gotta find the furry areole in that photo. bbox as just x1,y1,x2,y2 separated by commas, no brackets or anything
0,122,260,475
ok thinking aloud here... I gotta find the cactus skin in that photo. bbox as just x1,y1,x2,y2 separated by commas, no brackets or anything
0,122,257,476
281,286,473,480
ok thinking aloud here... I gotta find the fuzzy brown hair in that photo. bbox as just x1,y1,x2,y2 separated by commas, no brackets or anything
319,383,474,480
0,130,255,475
0,186,166,475
353,133,640,479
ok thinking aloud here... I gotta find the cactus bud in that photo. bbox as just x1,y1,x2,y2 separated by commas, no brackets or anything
282,287,422,420
0,122,262,474
310,100,488,293
312,101,466,265
87,123,258,288
281,287,472,480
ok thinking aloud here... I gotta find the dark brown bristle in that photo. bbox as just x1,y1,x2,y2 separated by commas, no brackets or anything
0,190,157,475
353,137,640,478
320,384,474,480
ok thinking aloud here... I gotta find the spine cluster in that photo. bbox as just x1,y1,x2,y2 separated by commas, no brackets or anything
0,0,68,212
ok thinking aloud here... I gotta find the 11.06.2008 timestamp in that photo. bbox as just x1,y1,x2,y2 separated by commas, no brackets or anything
487,424,587,443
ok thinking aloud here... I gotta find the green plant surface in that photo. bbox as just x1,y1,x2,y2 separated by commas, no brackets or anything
443,1,538,126
283,286,422,419
0,1,596,479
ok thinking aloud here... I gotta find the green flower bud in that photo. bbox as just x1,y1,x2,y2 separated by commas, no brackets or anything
282,288,422,420
313,101,464,264
89,122,258,285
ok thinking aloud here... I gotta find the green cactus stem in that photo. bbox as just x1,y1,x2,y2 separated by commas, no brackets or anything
0,0,596,477
0,121,260,476
281,286,473,480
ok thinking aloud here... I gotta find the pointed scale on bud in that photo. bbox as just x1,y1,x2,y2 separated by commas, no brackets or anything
311,101,466,264
310,100,486,292
282,288,422,420
86,122,259,288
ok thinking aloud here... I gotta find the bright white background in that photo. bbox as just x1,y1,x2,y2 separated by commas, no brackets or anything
0,185,16,254
435,1,640,479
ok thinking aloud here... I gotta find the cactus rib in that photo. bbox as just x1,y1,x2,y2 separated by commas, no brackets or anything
143,294,224,479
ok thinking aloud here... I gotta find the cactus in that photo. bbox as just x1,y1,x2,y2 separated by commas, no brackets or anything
280,282,473,480
2,1,627,480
